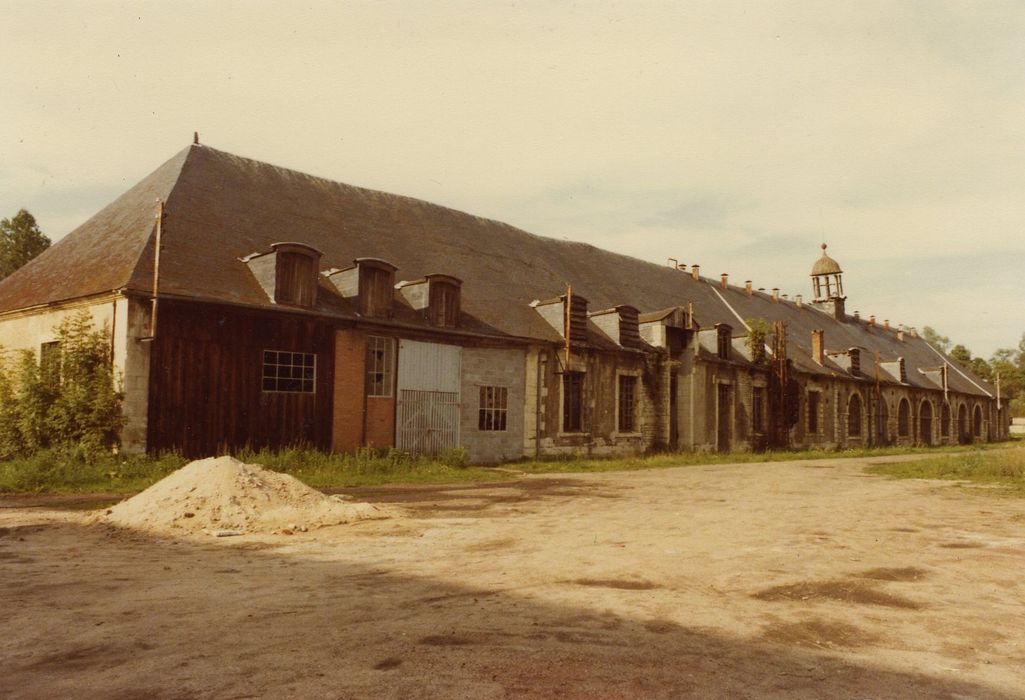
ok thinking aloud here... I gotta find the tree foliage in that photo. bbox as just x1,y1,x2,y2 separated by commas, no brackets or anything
0,311,123,459
0,209,51,281
932,327,1025,418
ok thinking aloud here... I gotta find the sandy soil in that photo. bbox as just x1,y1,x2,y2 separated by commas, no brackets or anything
2,453,1024,699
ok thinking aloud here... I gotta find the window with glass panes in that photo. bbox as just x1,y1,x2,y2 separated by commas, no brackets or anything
365,336,395,397
478,386,508,431
262,350,315,393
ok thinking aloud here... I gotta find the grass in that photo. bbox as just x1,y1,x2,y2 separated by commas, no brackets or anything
514,440,1015,474
865,444,1025,496
0,439,1019,496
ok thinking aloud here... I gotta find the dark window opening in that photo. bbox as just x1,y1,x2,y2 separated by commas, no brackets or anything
716,326,731,360
897,398,911,437
941,403,950,437
365,336,395,397
752,386,765,433
478,386,508,431
807,391,820,435
562,371,585,432
618,375,637,432
262,350,315,393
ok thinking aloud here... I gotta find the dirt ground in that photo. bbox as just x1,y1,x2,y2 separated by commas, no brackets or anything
2,454,1024,699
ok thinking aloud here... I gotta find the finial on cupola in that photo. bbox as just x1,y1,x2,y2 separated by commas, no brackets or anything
193,131,200,145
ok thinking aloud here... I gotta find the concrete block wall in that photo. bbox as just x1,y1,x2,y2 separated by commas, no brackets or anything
460,347,526,464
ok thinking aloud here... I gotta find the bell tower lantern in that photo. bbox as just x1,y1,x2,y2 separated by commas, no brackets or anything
810,243,847,321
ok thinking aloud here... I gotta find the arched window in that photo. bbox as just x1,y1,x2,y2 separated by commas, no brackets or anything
897,398,911,437
940,403,950,438
973,405,983,438
919,400,933,446
848,393,863,437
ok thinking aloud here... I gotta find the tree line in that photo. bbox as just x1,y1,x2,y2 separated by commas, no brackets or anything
923,327,1025,417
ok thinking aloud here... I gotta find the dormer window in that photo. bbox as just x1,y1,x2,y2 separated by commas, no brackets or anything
716,324,732,360
849,348,861,375
428,275,461,328
324,258,397,318
243,242,322,308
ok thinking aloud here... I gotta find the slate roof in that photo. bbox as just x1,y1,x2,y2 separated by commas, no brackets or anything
0,144,994,398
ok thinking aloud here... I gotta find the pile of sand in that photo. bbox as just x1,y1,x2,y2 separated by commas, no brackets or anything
101,456,390,536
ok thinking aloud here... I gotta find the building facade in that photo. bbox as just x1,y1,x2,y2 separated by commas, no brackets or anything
0,145,1008,460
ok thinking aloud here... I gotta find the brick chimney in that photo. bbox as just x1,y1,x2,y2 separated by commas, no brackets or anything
853,310,860,321
884,319,890,330
811,329,825,365
869,315,876,328
744,280,752,296
795,294,803,308
691,264,700,281
720,273,728,290
771,288,780,303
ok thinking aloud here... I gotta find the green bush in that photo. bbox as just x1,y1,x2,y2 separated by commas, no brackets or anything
0,311,123,459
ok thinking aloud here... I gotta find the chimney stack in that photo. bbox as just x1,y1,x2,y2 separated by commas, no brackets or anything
795,294,803,308
869,315,876,328
853,310,860,321
897,324,905,341
744,280,752,296
677,263,687,272
720,273,728,290
884,319,890,330
811,329,825,365
782,293,789,300
691,264,700,281
771,288,780,303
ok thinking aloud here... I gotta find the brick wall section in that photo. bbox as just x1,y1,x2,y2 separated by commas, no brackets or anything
365,397,395,448
460,347,525,464
332,329,365,453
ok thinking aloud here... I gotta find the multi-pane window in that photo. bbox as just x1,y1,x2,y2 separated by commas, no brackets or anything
262,350,315,393
40,341,61,387
562,371,585,432
618,375,637,432
366,336,395,397
478,386,508,431
807,391,820,434
752,386,765,433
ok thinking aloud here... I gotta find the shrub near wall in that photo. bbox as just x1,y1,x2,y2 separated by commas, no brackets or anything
0,311,123,459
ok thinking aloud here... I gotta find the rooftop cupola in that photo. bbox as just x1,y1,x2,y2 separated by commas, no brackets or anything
810,243,847,321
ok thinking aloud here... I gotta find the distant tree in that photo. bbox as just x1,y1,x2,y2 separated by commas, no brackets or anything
922,326,951,354
949,344,972,369
0,209,51,281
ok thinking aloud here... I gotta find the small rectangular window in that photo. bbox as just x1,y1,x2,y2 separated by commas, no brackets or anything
478,385,508,431
262,350,315,393
752,386,765,433
618,375,637,432
563,371,585,432
717,327,731,360
808,391,820,434
365,336,395,397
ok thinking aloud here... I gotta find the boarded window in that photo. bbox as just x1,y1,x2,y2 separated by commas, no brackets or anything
752,386,765,433
848,394,863,437
562,371,585,432
275,252,317,306
478,386,508,431
40,341,61,387
618,375,637,432
807,391,820,434
366,336,395,397
359,266,394,317
262,350,315,393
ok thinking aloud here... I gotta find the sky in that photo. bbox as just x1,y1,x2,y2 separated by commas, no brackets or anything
2,1,1023,357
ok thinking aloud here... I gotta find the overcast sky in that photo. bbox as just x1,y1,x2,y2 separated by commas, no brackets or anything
2,1,1023,357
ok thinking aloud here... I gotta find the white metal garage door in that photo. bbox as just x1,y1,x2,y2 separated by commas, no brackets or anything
396,340,462,455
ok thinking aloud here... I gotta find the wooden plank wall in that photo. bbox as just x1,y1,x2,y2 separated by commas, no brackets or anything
148,300,335,457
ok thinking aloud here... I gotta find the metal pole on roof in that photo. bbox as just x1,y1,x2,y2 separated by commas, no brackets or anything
150,199,164,338
564,282,572,367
